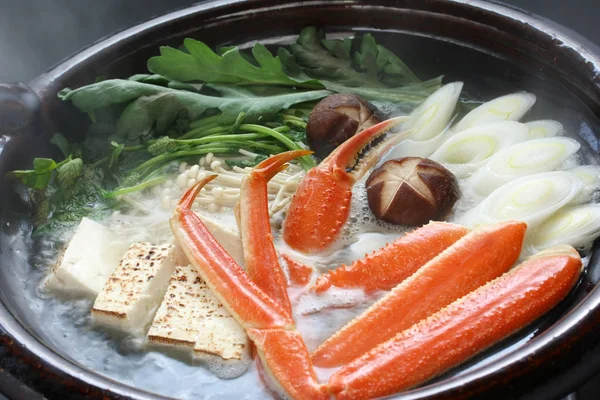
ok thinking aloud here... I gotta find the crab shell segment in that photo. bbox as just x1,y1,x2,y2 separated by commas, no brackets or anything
312,220,527,367
329,245,582,400
171,175,327,400
283,116,409,253
236,149,313,314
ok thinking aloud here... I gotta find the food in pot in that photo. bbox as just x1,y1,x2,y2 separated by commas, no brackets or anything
366,157,459,226
91,242,176,333
148,264,250,363
10,26,600,400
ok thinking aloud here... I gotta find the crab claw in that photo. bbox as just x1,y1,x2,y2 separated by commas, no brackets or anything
284,116,409,253
236,149,312,314
172,176,327,400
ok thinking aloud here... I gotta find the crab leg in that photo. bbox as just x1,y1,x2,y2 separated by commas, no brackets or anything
172,177,327,400
283,116,408,253
313,221,468,293
236,150,312,313
329,246,583,400
312,220,527,367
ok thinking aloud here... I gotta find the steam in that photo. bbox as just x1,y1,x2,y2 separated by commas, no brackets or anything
0,0,194,83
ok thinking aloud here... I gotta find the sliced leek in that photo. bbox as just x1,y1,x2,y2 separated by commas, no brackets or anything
568,165,600,204
532,203,600,249
382,132,449,160
458,171,582,229
403,82,463,141
453,92,536,133
429,121,529,177
383,82,463,160
466,137,580,196
524,120,564,139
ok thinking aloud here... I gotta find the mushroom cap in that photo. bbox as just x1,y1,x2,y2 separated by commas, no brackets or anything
366,157,459,225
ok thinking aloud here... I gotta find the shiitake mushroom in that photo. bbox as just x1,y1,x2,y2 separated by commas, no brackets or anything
306,93,381,158
366,157,459,226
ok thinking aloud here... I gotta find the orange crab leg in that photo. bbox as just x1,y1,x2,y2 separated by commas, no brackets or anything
329,246,582,400
283,116,408,253
313,221,468,293
312,220,527,367
172,177,327,400
236,150,312,312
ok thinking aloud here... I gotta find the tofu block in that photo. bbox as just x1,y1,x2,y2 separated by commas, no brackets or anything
196,213,245,267
92,242,176,333
147,264,249,361
42,217,125,298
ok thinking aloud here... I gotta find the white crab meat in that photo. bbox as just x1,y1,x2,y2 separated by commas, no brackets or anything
147,264,250,362
91,242,176,333
42,218,125,298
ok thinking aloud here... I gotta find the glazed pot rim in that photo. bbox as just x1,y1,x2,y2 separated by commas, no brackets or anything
3,1,600,399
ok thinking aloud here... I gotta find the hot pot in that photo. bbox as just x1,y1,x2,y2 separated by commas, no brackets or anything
2,1,600,399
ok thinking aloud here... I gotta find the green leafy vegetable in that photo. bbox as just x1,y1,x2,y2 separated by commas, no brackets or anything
280,27,441,104
50,134,72,158
62,79,331,139
8,157,69,190
56,158,83,188
22,26,445,238
148,40,320,88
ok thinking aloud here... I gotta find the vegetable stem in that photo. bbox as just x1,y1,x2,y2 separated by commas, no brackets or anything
104,176,167,199
239,124,315,169
179,125,230,140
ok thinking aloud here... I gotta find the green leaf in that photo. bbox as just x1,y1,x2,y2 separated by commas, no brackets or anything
50,133,71,158
128,74,171,86
287,27,381,88
34,158,57,174
8,158,58,189
63,79,331,139
117,92,186,139
281,28,440,105
147,39,320,88
324,77,443,105
56,158,83,188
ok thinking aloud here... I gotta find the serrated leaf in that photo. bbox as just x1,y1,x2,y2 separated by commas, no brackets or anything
288,27,381,88
147,39,320,88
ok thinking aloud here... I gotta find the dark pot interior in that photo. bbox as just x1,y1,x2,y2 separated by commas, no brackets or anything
2,0,600,399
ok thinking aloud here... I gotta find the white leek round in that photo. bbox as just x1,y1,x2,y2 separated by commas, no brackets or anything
429,121,529,177
465,137,580,196
453,92,536,132
532,203,600,249
568,165,600,204
403,82,463,141
524,120,564,139
383,82,463,161
382,133,449,160
458,171,582,229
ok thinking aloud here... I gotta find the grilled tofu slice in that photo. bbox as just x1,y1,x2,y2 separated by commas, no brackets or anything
42,217,125,298
147,264,250,361
197,213,245,267
92,242,176,333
